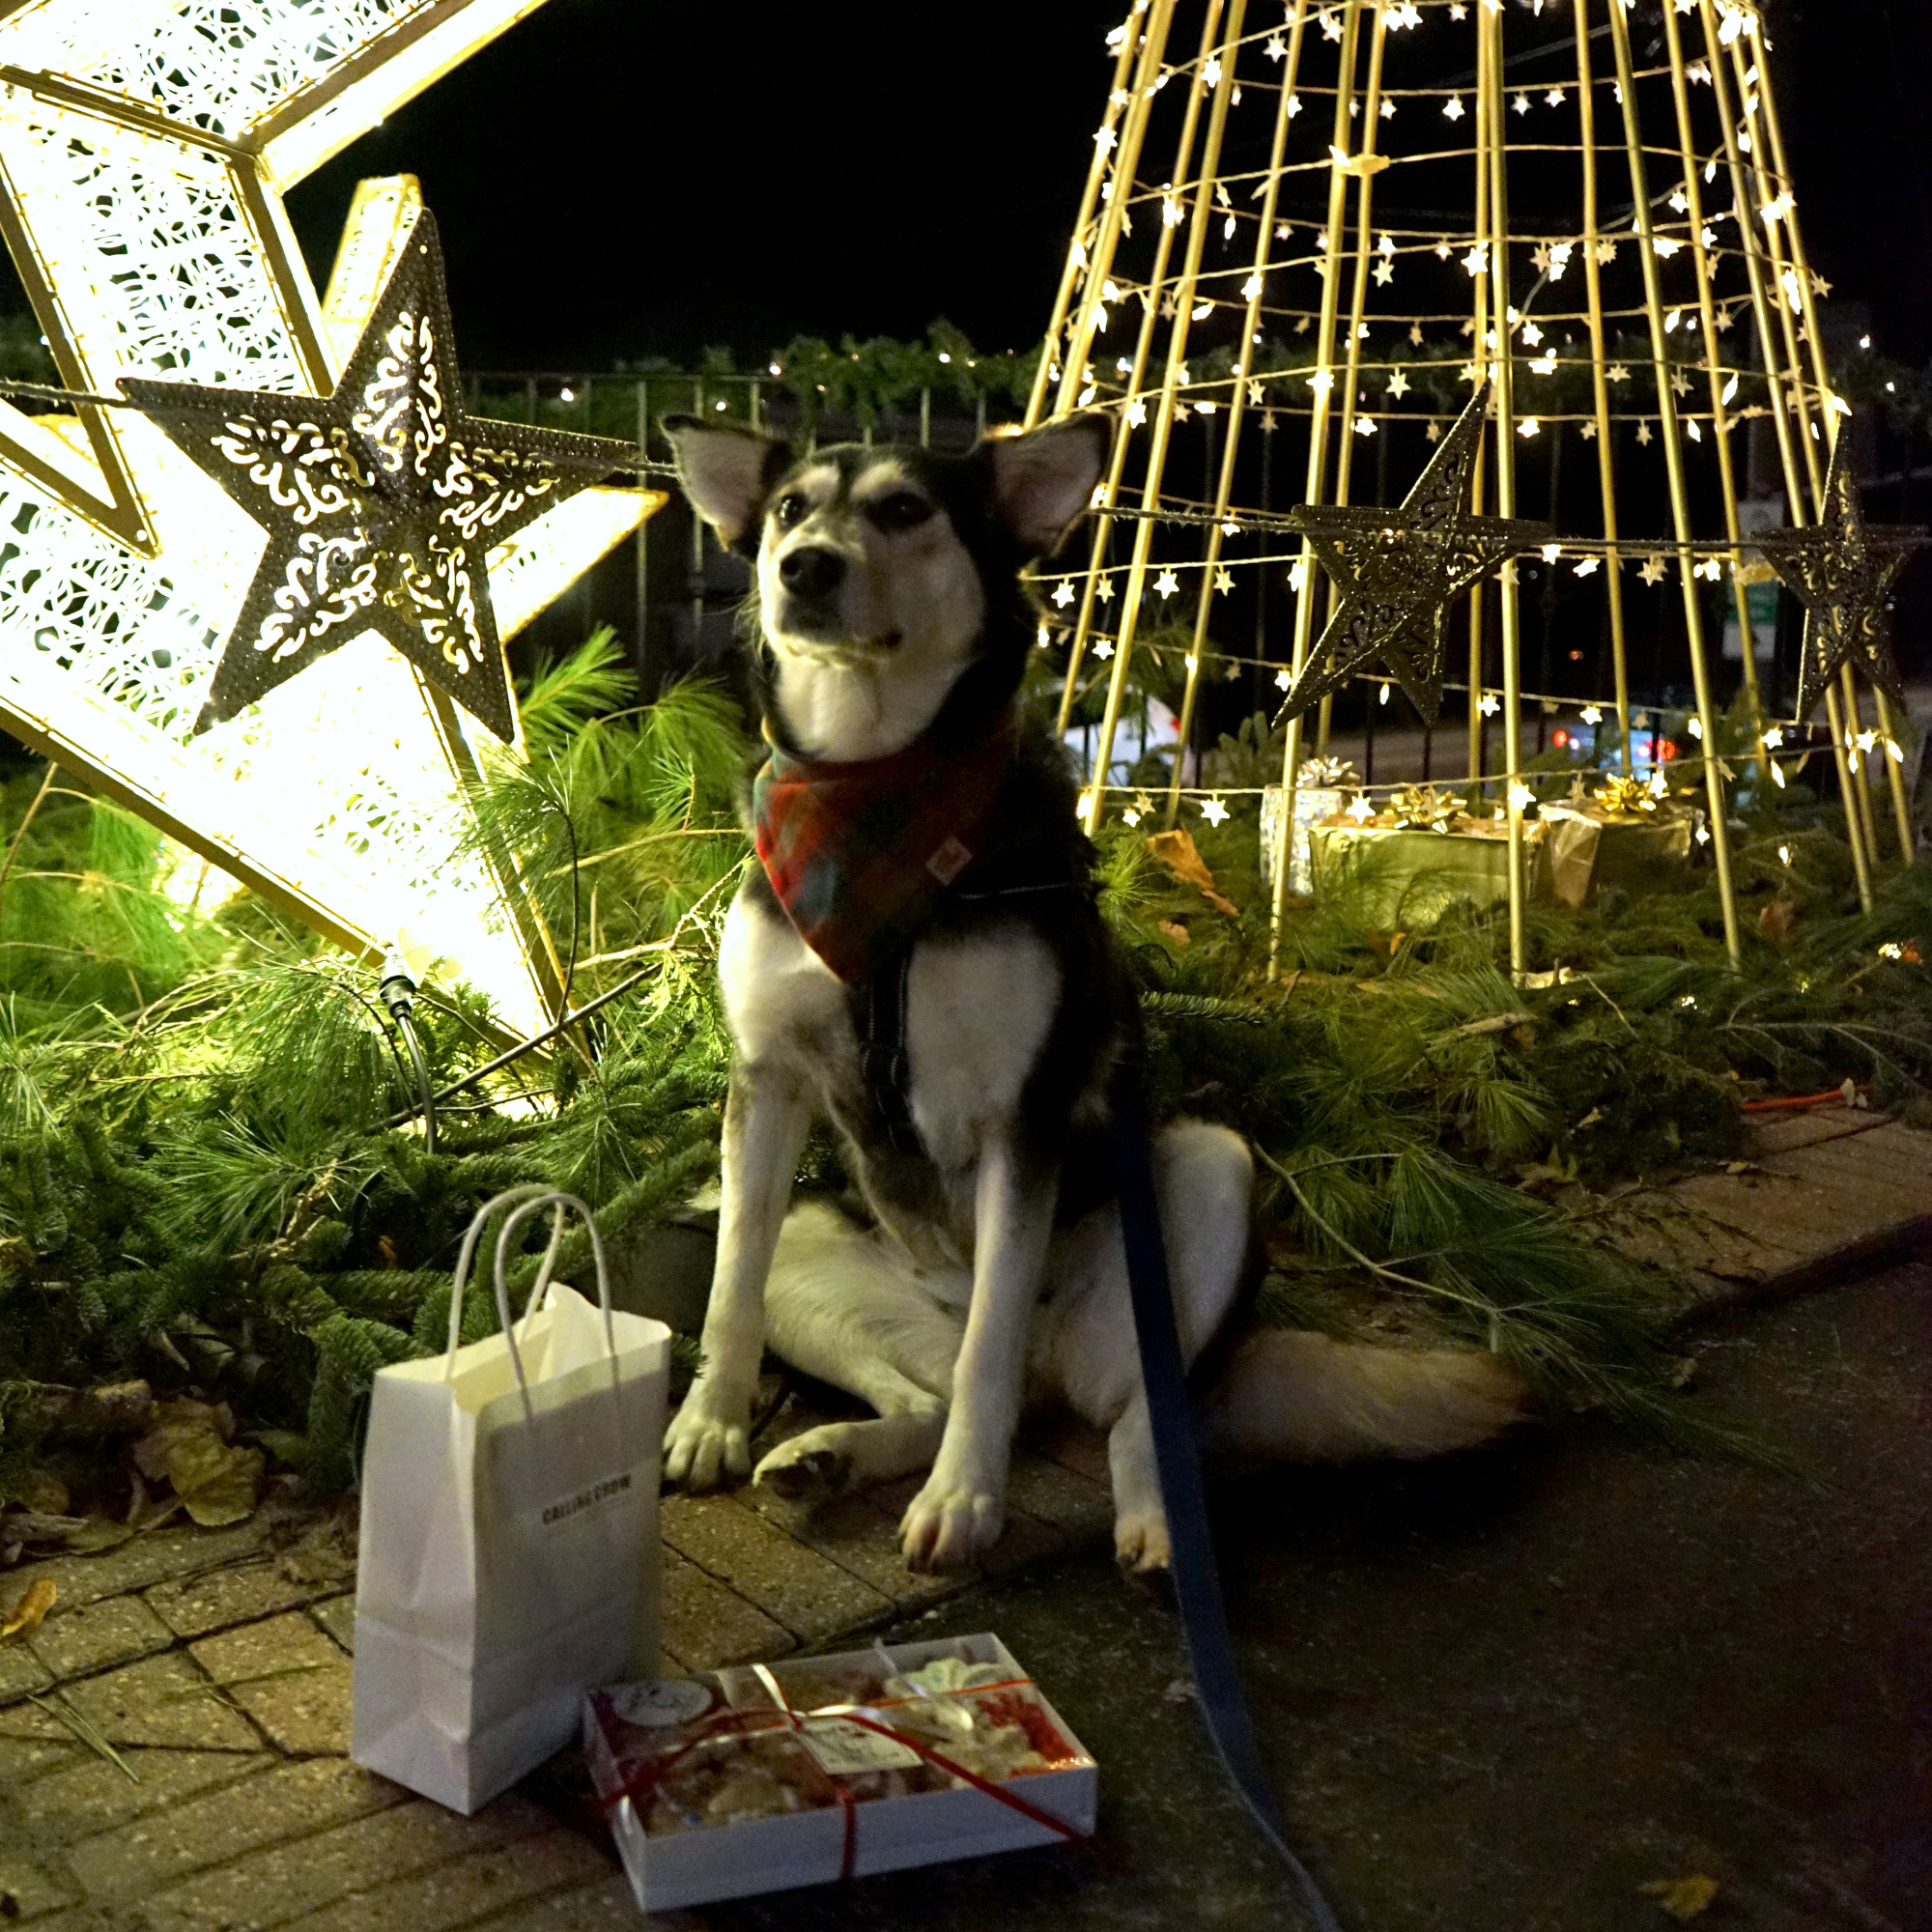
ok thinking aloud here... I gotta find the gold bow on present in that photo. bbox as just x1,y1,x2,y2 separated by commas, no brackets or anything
1385,783,1465,834
1593,774,1665,818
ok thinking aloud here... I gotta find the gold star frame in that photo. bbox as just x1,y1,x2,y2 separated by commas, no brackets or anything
0,3,659,1034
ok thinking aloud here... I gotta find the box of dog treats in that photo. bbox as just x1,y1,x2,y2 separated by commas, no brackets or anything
583,1633,1097,1911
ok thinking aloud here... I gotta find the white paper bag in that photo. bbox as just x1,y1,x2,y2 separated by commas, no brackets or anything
352,1186,669,1813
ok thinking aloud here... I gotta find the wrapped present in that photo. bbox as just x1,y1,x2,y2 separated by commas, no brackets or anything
1307,810,1551,926
585,1634,1096,1912
1261,755,1361,896
1541,776,1695,906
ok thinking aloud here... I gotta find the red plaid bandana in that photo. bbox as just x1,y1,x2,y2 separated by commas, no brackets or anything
752,718,1014,984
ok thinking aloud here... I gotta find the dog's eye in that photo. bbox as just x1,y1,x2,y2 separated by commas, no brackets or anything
867,492,933,533
772,494,809,528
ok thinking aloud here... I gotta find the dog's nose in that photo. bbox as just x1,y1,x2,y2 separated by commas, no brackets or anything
779,547,846,599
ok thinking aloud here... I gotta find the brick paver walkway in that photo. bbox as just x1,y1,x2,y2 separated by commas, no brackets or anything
3,1103,1928,1930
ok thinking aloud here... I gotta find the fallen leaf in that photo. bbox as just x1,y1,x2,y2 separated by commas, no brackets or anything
133,1400,262,1528
60,1519,135,1553
16,1468,69,1517
1640,1875,1719,1921
1757,897,1799,944
1146,829,1239,916
1,1576,57,1641
1157,920,1192,946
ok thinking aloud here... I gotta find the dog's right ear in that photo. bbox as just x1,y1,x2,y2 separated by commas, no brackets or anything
660,415,791,550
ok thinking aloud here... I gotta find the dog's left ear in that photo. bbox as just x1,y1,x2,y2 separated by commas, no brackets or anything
661,415,791,550
984,415,1111,558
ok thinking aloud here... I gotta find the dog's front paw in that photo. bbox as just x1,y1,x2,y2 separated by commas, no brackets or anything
752,1431,852,1502
664,1381,753,1491
1113,1505,1172,1576
898,1475,1004,1573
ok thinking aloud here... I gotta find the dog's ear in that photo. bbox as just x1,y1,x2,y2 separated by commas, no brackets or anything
661,415,790,549
983,415,1111,558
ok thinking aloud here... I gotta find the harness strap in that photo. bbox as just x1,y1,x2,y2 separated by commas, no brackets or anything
1109,1080,1347,1932
857,946,923,1158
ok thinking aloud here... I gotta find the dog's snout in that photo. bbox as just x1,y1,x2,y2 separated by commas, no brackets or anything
779,546,846,599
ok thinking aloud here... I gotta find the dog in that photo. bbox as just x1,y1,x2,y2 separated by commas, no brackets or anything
659,412,1524,1575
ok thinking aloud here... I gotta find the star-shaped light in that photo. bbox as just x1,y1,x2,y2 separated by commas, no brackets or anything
1388,368,1411,398
1757,434,1926,714
1053,580,1076,607
1154,569,1181,598
125,214,629,743
1095,575,1117,603
1199,797,1231,826
1640,554,1670,585
1277,383,1549,723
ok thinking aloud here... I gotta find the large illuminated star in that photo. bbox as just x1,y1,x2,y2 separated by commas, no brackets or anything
1756,433,1924,718
0,3,656,1032
125,213,628,744
1278,383,1549,723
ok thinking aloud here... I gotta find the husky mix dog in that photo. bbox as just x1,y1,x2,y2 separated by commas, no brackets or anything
660,414,1523,1576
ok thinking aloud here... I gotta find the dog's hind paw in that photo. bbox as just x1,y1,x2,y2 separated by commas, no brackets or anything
753,1437,852,1501
1113,1508,1172,1576
899,1477,1004,1573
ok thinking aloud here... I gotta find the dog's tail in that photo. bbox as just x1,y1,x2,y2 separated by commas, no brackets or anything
1199,1326,1529,1463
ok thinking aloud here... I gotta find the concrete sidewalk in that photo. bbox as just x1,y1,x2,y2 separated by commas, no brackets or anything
2,1106,1928,1932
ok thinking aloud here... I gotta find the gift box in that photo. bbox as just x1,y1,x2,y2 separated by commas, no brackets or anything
1262,757,1361,898
1308,811,1551,927
584,1634,1097,1912
1541,788,1695,908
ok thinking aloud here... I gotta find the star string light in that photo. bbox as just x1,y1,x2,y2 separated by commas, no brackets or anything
1755,434,1926,715
1277,383,1550,723
124,213,630,745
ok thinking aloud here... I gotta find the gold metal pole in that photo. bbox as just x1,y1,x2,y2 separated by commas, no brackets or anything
1699,3,1872,901
1056,5,1216,738
1047,1,1178,428
1573,0,1633,770
1480,0,1527,979
1085,0,1243,835
1025,2,1157,430
1269,0,1367,965
1606,0,1741,963
1465,10,1492,795
1659,2,1765,760
1163,1,1312,827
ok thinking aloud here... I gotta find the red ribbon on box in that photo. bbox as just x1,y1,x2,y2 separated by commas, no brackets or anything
605,1664,1083,1880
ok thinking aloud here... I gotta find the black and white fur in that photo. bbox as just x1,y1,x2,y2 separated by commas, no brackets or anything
659,414,1524,1575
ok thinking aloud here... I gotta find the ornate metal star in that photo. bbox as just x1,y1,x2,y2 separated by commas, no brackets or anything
1277,382,1549,723
123,212,628,743
1755,433,1925,718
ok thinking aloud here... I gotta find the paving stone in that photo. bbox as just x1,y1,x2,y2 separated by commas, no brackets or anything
660,1493,893,1644
0,1854,80,1919
1004,1448,1114,1541
56,1651,261,1754
0,1735,85,1784
739,1484,962,1616
659,1548,792,1672
187,1611,351,1755
2,1520,272,1621
145,1558,334,1640
0,1697,67,1741
137,1791,557,1932
1763,1129,1932,1208
1747,1106,1883,1154
0,1640,56,1705
28,1595,174,1681
1028,1416,1114,1486
474,1873,656,1931
460,1873,649,1932
273,1826,612,1932
308,1595,355,1653
65,1756,406,1899
17,1747,277,1845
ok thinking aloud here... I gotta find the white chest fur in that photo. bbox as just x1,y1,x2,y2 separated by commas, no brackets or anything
719,886,1061,1181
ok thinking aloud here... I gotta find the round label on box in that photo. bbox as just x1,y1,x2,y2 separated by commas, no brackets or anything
608,1679,714,1727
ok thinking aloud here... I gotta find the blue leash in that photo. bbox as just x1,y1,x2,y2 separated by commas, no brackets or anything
1111,1087,1348,1932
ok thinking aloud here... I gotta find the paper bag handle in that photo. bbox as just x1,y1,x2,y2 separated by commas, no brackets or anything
443,1185,614,1394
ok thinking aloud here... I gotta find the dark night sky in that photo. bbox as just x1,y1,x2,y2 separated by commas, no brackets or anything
277,0,1932,380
